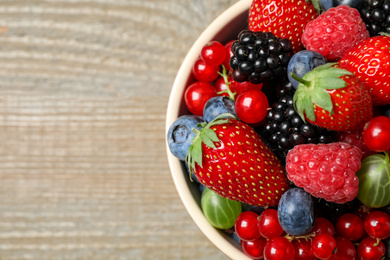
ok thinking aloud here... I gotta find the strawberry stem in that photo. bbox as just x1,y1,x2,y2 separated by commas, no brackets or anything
290,72,311,87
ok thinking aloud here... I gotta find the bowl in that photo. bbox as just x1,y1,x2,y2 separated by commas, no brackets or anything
165,0,252,259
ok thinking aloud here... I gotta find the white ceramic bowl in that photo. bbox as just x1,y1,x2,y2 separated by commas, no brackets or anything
165,0,252,259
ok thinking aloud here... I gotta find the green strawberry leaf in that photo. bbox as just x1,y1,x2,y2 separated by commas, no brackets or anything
292,63,353,123
307,0,322,14
202,128,219,144
294,93,306,122
311,88,333,115
303,95,316,121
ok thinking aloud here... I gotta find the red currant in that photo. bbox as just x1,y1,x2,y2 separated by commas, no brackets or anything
257,208,283,239
357,237,386,260
233,80,263,95
364,211,390,240
200,41,226,66
184,81,217,116
235,89,269,124
292,239,316,260
362,116,390,152
235,211,261,242
336,213,365,241
263,236,295,260
328,237,356,260
192,58,220,82
311,217,336,237
223,40,234,71
311,233,337,259
241,237,267,260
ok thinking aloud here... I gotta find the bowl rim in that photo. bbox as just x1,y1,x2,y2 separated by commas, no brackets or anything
165,0,252,259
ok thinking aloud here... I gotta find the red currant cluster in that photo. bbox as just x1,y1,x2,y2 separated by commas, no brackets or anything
184,40,268,124
235,209,390,260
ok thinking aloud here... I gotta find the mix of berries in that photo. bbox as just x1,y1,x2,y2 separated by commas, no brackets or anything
167,0,390,259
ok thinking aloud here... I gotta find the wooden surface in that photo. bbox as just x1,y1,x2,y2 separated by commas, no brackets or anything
0,0,240,259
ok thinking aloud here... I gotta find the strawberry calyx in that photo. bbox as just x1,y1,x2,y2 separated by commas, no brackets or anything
308,0,322,14
292,63,353,123
186,113,236,175
217,65,236,101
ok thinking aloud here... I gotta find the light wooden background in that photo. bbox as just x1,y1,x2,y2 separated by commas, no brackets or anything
0,0,240,259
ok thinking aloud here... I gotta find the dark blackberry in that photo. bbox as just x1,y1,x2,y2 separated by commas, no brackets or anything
229,30,293,84
260,81,335,162
314,198,362,224
361,0,390,36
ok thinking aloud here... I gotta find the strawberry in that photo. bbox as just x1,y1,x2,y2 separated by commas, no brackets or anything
292,63,373,131
248,0,319,53
339,34,390,106
186,114,289,207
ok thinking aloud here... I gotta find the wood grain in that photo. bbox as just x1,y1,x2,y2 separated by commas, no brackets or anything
0,0,240,259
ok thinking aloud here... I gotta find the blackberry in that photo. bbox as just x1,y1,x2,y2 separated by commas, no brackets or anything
229,30,293,84
314,198,362,224
260,81,335,162
361,0,390,36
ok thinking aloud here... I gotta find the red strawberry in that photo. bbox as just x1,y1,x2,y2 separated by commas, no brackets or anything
292,63,373,131
339,34,390,106
186,114,289,207
286,142,362,204
248,0,319,53
301,5,370,61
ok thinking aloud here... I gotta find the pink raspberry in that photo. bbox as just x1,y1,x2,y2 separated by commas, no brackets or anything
301,5,369,61
286,142,362,204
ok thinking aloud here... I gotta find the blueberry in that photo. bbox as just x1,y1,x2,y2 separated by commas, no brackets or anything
203,96,236,123
287,50,326,89
319,0,367,11
278,188,315,236
167,115,204,160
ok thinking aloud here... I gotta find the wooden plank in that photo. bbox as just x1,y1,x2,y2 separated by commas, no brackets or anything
0,0,241,259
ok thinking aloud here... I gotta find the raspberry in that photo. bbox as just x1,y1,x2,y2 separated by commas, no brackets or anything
286,142,362,204
301,5,369,61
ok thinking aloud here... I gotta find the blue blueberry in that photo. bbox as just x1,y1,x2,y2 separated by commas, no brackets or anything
167,115,204,160
278,188,315,236
203,96,236,123
319,0,367,11
287,50,326,89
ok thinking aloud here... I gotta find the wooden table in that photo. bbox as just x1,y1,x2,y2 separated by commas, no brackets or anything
0,0,239,259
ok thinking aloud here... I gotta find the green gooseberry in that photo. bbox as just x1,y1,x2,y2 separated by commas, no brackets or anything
201,188,242,229
356,152,390,208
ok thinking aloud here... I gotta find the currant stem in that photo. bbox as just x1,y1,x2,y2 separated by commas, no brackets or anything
217,65,237,101
374,238,381,247
284,232,316,243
